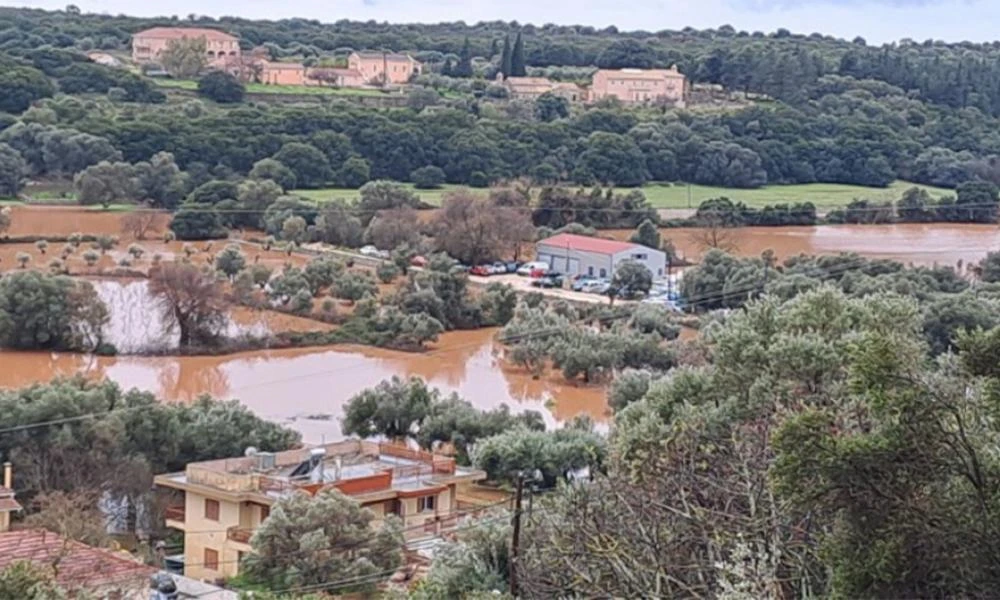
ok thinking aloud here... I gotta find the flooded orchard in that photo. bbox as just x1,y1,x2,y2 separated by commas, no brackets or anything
611,223,1000,268
0,329,608,443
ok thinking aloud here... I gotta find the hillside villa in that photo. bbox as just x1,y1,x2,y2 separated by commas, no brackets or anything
590,65,687,106
502,66,687,106
132,26,240,67
154,440,489,582
348,51,423,84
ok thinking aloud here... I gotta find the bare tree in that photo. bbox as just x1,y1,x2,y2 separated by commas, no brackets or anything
433,190,535,264
690,215,739,253
120,208,166,241
364,206,421,250
148,263,227,347
25,490,110,547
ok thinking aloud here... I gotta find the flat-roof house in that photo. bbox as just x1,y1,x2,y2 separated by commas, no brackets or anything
154,440,487,582
536,233,667,279
348,51,422,85
132,27,240,66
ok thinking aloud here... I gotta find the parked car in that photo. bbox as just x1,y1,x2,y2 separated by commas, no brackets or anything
375,249,390,259
359,245,380,257
578,279,609,293
505,261,521,273
469,265,492,276
410,255,427,267
517,261,548,276
531,273,565,288
572,275,598,291
490,262,508,274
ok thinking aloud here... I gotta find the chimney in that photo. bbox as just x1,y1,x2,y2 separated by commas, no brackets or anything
3,462,10,489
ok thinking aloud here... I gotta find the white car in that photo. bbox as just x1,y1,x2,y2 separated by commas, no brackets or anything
516,261,549,276
359,245,380,257
578,280,609,293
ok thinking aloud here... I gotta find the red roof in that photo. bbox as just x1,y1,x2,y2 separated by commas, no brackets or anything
134,27,238,42
0,487,21,512
0,529,154,591
537,233,641,255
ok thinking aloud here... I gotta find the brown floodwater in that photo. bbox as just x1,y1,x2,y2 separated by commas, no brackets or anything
0,329,609,443
607,223,1000,268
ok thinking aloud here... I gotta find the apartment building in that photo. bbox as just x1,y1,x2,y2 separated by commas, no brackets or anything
348,51,422,85
154,440,487,582
132,27,240,66
590,65,687,106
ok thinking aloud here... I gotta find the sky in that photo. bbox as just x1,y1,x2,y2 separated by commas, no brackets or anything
8,0,999,44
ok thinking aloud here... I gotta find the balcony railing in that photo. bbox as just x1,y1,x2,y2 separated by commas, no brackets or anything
227,526,254,544
164,505,185,523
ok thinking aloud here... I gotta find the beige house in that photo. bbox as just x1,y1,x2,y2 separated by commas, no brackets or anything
589,65,687,106
348,51,422,85
132,27,240,66
154,440,487,582
503,76,585,102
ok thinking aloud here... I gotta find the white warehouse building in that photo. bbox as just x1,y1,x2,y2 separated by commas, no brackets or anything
535,233,667,279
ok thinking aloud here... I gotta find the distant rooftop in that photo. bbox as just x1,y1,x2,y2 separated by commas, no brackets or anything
538,233,646,255
353,51,417,61
133,27,238,42
156,440,483,501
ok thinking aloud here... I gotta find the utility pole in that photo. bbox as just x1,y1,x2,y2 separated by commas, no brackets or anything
509,472,525,598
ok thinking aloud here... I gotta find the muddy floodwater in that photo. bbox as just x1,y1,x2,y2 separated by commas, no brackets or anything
608,223,1000,267
0,329,608,443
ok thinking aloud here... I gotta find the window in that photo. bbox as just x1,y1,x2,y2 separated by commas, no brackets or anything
204,498,220,521
631,253,648,260
587,266,594,276
204,548,219,571
599,268,607,278
417,495,436,513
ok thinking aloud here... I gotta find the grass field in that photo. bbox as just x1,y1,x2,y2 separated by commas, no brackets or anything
293,180,952,210
293,184,465,206
638,181,952,209
155,78,389,97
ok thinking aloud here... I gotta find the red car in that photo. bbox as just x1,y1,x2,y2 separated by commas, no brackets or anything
529,268,547,278
410,255,427,267
469,265,492,276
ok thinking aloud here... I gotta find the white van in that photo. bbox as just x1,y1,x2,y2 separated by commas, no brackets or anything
516,261,549,276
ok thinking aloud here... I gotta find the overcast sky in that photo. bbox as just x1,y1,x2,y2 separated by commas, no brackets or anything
9,0,997,44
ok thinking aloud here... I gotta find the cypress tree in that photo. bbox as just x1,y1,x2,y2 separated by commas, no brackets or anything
441,58,453,77
455,36,474,78
490,38,500,58
511,31,526,77
500,34,512,79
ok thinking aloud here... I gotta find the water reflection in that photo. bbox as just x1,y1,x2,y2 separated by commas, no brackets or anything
0,329,609,443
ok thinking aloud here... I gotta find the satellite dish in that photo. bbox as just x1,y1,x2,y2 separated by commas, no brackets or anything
244,446,258,457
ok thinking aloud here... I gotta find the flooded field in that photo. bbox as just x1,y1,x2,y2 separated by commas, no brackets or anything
0,329,608,443
615,223,1000,268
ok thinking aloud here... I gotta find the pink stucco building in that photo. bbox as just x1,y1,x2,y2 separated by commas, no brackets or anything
348,51,422,85
589,66,687,106
132,27,240,66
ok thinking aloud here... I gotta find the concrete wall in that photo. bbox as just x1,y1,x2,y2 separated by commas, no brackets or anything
612,247,667,278
536,244,667,279
183,491,241,581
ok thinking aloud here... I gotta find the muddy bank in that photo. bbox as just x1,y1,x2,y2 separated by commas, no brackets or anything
0,329,609,443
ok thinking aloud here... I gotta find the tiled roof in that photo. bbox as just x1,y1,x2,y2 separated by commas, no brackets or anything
0,497,21,512
537,233,642,255
354,51,416,62
0,529,154,591
134,27,238,42
597,68,684,79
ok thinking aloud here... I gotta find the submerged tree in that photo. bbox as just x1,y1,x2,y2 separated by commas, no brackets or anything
148,263,226,346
